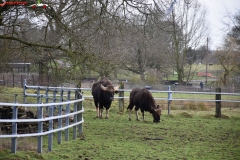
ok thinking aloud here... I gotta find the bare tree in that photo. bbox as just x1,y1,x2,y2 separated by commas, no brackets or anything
215,36,239,86
0,0,173,84
151,0,209,84
227,11,240,75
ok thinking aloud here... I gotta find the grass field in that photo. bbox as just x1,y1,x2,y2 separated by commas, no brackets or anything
1,101,240,160
0,86,240,160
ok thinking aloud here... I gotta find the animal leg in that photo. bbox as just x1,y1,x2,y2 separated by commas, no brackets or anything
135,110,139,121
96,107,99,118
105,109,109,119
128,109,132,121
94,100,99,118
99,109,103,119
141,112,145,122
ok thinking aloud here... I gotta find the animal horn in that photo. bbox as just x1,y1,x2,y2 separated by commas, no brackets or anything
154,106,162,116
100,84,107,91
114,85,119,91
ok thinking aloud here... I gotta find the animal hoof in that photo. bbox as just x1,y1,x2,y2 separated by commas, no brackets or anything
129,118,131,121
105,117,109,119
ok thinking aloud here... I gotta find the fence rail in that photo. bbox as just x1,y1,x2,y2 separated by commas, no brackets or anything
80,87,240,103
0,80,84,153
81,85,240,116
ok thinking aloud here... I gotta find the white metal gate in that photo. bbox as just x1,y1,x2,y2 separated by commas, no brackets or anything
0,80,84,153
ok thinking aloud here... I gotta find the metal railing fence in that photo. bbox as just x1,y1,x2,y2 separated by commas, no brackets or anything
79,87,240,103
0,80,84,153
80,86,240,115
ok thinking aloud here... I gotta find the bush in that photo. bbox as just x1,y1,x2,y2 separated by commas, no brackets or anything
145,70,159,84
129,75,141,84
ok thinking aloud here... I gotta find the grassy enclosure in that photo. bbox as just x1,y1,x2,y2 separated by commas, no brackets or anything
0,86,240,160
1,92,240,160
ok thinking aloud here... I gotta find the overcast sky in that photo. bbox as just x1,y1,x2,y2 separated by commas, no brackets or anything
198,0,240,50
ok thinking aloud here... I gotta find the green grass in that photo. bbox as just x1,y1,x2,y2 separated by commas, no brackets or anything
1,105,240,160
1,87,240,159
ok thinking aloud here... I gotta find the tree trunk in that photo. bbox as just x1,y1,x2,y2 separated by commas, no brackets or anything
38,61,49,85
140,72,145,81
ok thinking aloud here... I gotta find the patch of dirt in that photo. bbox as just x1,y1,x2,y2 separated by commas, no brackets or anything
218,114,229,119
179,112,193,118
202,114,229,119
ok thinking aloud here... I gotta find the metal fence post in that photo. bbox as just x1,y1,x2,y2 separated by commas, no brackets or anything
48,105,54,151
73,91,78,140
65,90,71,141
73,90,83,140
168,86,172,115
11,94,18,153
37,91,43,153
58,89,63,144
77,90,83,136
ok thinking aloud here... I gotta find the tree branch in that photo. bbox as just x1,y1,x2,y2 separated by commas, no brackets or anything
0,34,67,52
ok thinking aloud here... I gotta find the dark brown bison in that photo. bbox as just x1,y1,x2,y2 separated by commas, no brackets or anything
127,88,162,123
92,77,119,119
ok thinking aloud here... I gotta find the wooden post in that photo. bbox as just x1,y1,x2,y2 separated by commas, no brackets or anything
32,74,35,85
168,86,172,115
12,73,14,87
215,88,221,118
21,75,23,88
3,75,5,86
77,80,81,88
118,82,124,113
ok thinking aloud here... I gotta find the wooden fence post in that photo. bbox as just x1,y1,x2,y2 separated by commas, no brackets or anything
3,75,5,86
118,82,124,113
32,74,35,85
168,86,172,115
12,73,14,87
21,75,23,88
215,88,221,118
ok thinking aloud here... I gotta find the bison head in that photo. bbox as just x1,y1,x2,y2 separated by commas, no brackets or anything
100,84,119,92
100,84,119,101
152,105,162,123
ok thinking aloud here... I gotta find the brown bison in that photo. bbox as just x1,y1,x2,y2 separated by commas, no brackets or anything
92,77,119,119
127,88,162,123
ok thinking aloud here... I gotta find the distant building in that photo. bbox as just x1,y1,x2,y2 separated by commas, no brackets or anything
0,63,31,73
198,72,213,77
